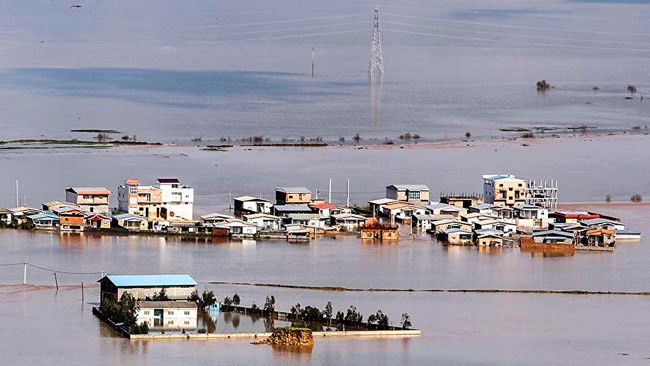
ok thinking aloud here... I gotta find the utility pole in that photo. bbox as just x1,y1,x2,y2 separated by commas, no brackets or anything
15,179,19,207
328,178,332,203
23,262,27,285
228,191,232,211
368,6,384,76
346,179,350,207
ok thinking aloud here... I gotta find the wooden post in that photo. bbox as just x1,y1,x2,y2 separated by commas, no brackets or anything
53,273,59,290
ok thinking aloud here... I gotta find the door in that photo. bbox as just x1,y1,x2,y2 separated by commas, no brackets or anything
153,309,164,327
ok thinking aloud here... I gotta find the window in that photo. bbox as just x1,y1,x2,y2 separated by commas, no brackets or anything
83,195,92,199
143,311,150,315
184,311,190,315
184,321,190,325
168,320,174,325
407,191,421,200
168,311,174,315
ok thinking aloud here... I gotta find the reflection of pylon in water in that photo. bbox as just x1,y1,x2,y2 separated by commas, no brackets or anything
370,76,383,127
368,6,384,76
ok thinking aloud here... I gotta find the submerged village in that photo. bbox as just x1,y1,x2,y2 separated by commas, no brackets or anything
0,174,642,250
0,174,643,342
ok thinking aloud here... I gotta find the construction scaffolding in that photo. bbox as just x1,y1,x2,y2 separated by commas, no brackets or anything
526,179,558,211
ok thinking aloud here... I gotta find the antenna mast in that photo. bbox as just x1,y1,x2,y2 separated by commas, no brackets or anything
368,6,384,76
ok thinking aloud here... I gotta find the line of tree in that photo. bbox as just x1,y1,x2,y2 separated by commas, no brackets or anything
100,293,149,334
187,290,217,310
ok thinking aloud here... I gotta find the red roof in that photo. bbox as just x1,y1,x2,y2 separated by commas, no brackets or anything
310,203,336,210
555,211,599,220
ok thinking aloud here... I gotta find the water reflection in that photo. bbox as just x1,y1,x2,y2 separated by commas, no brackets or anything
369,75,384,128
271,344,314,361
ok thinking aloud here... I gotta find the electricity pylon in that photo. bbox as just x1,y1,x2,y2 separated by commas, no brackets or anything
368,6,384,76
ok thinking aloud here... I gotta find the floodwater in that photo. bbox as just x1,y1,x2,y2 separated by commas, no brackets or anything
0,202,649,365
0,1,648,143
0,134,648,212
1,0,650,364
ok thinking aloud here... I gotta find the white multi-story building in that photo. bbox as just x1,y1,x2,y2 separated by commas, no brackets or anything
117,178,163,220
157,177,194,221
482,175,527,207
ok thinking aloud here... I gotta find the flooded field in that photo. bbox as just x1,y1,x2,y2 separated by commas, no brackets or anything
0,202,649,365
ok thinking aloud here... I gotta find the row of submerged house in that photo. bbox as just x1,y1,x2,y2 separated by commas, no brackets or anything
0,178,373,241
366,175,640,251
0,174,641,249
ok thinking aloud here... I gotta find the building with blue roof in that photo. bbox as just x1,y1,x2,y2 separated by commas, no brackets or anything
98,274,197,303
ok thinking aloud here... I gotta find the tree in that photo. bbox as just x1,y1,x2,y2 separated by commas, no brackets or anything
335,311,345,324
150,287,169,301
232,292,241,306
605,194,612,203
400,313,412,330
263,295,276,314
223,296,232,306
628,85,637,94
631,194,643,202
344,305,363,326
201,291,217,310
290,303,302,317
323,302,333,320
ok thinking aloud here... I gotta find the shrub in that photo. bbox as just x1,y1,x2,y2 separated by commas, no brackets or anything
521,132,535,139
223,296,232,306
605,194,612,203
627,85,637,94
400,313,412,330
232,292,241,305
465,131,472,139
631,194,643,202
353,133,362,143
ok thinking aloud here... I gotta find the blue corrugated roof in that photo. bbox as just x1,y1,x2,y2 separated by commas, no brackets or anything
102,274,197,287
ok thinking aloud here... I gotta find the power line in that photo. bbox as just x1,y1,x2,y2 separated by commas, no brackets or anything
27,263,103,275
383,28,650,53
212,29,367,43
211,20,368,38
383,21,650,47
383,12,650,38
199,13,368,29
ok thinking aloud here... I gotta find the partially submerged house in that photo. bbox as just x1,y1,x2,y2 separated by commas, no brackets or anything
84,213,111,229
579,228,616,250
440,193,483,208
275,187,312,205
112,213,149,231
272,204,313,216
0,208,12,225
360,220,399,241
65,187,112,214
57,206,86,232
439,228,473,245
243,213,282,231
385,184,430,205
331,213,367,231
426,203,463,219
234,196,272,214
429,219,472,235
531,230,574,244
138,301,198,330
28,211,60,229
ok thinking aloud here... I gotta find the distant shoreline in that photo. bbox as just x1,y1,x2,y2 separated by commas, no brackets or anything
1,127,647,153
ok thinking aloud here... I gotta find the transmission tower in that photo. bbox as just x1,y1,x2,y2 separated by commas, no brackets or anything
368,6,384,76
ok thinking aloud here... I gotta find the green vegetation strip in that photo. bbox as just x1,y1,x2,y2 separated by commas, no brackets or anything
207,281,650,296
